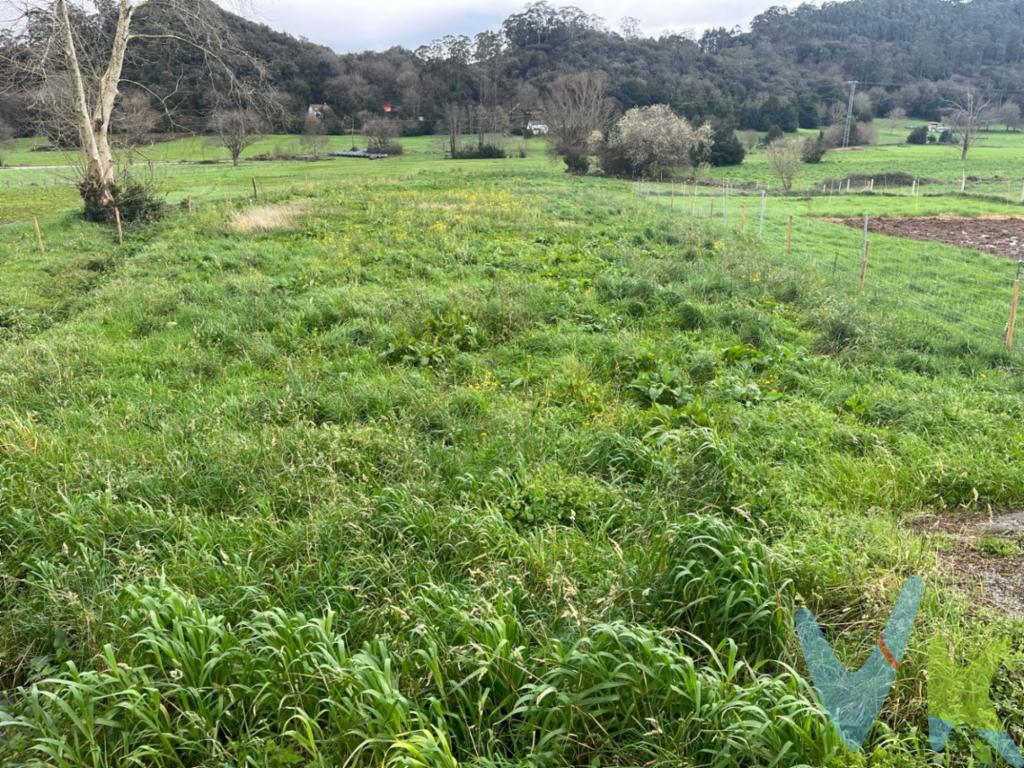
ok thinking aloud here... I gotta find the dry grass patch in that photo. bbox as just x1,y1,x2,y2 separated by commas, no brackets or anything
228,201,311,234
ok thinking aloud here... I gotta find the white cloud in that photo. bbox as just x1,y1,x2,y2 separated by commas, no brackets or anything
250,0,796,53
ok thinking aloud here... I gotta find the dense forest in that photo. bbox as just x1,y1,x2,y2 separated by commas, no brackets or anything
2,0,1024,138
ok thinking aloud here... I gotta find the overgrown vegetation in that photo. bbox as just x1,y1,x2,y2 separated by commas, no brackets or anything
78,174,165,224
597,104,710,178
2,132,1024,766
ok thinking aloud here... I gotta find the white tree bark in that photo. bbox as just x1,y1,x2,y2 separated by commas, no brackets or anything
55,0,149,206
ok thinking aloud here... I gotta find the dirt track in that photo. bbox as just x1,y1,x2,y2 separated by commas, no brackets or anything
833,216,1024,259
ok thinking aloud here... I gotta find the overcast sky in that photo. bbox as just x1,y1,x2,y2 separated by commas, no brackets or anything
252,0,800,54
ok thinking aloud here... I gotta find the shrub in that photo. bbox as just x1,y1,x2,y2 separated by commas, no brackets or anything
765,137,803,192
762,125,784,145
377,141,404,156
705,121,746,167
801,131,828,163
363,116,402,154
597,104,712,178
907,125,929,144
79,175,166,224
823,121,877,148
855,121,879,145
451,143,506,159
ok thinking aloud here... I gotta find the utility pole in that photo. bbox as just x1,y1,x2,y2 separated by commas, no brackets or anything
842,81,858,149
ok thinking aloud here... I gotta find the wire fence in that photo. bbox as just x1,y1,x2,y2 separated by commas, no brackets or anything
3,167,1023,362
637,180,1024,359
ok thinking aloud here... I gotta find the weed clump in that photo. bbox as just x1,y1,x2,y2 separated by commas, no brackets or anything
79,175,166,224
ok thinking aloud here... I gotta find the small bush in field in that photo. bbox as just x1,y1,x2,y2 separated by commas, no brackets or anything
79,174,165,224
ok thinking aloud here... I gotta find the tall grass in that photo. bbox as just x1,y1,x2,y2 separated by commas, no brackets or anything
2,156,1023,765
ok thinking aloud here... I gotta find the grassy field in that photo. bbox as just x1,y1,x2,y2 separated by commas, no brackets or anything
2,131,1024,766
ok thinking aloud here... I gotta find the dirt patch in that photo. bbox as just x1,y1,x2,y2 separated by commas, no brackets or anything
228,201,310,234
832,216,1024,259
912,511,1024,616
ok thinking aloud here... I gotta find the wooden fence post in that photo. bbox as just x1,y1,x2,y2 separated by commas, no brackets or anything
740,202,748,235
859,240,871,289
32,216,45,255
114,207,124,245
251,177,259,202
187,197,193,215
861,212,869,260
759,190,766,235
1007,261,1023,351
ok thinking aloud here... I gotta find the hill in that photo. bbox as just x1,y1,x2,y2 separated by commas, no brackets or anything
2,0,1023,141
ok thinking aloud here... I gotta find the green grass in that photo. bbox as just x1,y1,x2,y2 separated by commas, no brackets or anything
709,123,1024,200
2,133,1024,766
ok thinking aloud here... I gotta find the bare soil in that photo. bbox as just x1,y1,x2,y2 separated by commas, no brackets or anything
911,510,1024,616
833,216,1024,259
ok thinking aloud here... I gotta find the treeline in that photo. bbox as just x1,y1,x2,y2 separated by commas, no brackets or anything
3,0,1023,140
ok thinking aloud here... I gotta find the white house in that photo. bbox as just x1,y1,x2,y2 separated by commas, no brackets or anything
526,120,549,136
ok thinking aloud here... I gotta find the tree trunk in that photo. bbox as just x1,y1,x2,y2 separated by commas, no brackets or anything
56,0,110,207
57,0,145,214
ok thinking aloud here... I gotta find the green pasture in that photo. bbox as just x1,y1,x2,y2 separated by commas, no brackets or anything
2,130,1024,767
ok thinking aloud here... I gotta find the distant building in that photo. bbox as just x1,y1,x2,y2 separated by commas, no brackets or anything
928,122,950,133
526,120,549,136
307,103,332,119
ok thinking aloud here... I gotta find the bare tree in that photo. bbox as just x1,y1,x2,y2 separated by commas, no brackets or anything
300,113,328,159
208,108,264,166
888,107,907,125
619,16,641,39
472,104,507,149
112,90,159,161
443,102,466,156
765,138,803,192
31,75,82,148
362,115,400,154
0,116,13,166
541,71,614,173
945,88,994,160
991,101,1021,132
4,0,258,215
